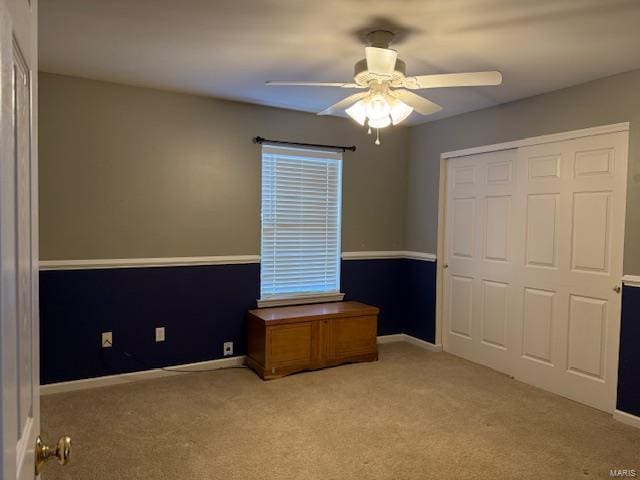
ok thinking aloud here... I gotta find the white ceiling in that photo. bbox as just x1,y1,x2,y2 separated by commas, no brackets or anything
39,0,640,125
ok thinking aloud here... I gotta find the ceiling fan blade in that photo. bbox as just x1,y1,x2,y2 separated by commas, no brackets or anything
266,81,364,88
317,92,369,116
389,89,442,116
406,71,503,89
365,47,398,77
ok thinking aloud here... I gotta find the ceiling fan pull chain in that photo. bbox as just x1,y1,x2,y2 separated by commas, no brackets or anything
375,128,381,146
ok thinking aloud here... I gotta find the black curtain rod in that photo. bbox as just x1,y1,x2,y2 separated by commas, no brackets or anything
253,136,356,152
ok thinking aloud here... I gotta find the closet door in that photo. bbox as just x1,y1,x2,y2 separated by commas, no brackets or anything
512,132,627,412
443,149,518,375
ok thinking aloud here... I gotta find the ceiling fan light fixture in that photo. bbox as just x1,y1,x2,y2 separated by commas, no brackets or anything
368,115,391,129
388,97,413,125
345,100,367,126
365,94,391,122
268,31,503,145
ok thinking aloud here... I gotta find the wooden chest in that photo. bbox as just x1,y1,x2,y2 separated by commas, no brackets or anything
246,301,379,380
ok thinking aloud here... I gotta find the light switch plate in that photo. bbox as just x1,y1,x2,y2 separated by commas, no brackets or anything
155,327,165,342
102,331,113,348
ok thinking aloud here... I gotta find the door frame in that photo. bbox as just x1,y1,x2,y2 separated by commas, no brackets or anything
434,122,629,390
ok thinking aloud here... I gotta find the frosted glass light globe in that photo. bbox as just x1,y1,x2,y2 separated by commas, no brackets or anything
368,115,391,129
365,94,390,121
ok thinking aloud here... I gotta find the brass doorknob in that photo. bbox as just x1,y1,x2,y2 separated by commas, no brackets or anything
613,285,621,294
35,435,71,475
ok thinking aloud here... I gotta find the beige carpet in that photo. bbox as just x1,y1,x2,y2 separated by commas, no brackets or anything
41,342,639,480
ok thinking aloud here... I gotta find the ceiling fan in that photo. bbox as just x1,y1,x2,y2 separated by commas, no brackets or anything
266,30,502,144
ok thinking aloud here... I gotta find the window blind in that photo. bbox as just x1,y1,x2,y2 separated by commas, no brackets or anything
260,144,343,299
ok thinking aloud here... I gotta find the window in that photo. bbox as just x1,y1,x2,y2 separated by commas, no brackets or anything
259,144,343,305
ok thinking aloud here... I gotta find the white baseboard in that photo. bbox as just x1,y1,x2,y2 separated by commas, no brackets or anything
377,333,442,351
40,355,246,395
402,334,443,352
41,335,442,395
377,334,407,344
614,409,640,429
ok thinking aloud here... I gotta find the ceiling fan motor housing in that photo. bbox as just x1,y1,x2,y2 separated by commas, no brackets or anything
366,30,395,49
354,58,406,86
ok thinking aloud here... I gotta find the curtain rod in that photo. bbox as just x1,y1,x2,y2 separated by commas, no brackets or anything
253,136,356,152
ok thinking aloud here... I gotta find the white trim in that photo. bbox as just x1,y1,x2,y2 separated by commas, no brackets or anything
377,333,443,351
403,251,437,262
342,251,437,261
39,255,261,271
377,334,406,344
256,292,345,308
40,335,443,394
342,251,406,260
40,355,247,395
622,275,640,287
435,155,447,349
614,409,640,429
441,122,630,160
402,334,443,352
40,252,438,270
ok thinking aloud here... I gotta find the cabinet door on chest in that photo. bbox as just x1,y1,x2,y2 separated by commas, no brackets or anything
323,316,377,362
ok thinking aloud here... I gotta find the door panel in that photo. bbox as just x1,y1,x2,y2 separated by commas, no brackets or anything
484,196,510,262
444,149,517,374
481,280,508,349
15,40,33,449
567,294,607,379
571,191,611,273
443,130,627,412
452,198,475,258
521,287,555,365
1,0,39,478
512,132,627,412
525,194,559,268
449,275,473,338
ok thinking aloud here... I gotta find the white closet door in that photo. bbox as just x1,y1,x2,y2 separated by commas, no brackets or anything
443,130,627,412
512,132,627,412
443,149,518,375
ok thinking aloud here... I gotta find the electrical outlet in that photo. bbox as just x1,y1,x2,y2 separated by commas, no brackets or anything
223,341,233,356
155,327,165,342
102,331,113,348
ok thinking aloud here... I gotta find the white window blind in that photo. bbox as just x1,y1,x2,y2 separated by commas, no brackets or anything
260,144,343,300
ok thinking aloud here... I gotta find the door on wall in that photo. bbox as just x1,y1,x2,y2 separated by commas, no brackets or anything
511,132,627,412
443,149,518,375
443,130,628,413
0,1,69,478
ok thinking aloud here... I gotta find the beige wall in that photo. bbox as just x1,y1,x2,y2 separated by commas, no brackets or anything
39,73,409,260
407,69,640,274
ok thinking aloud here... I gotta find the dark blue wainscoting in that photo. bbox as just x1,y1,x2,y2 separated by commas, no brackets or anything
39,258,438,384
404,259,437,344
40,264,260,384
617,285,640,417
341,259,408,336
341,258,437,341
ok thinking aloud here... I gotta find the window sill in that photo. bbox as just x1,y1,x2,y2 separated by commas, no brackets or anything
257,292,345,308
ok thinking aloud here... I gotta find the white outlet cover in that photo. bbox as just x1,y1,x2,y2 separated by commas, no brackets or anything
223,341,233,356
102,331,113,348
155,327,165,342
